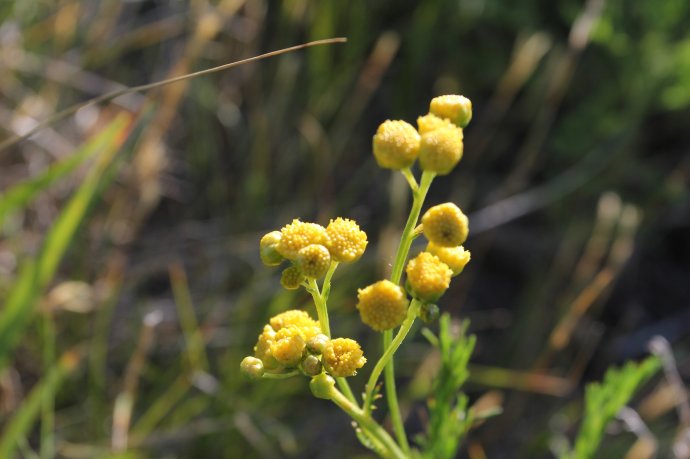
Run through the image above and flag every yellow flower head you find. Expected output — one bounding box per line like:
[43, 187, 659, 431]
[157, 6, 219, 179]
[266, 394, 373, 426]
[323, 338, 367, 377]
[295, 244, 331, 279]
[326, 217, 368, 263]
[280, 266, 305, 290]
[253, 324, 280, 370]
[422, 202, 469, 247]
[405, 252, 452, 303]
[270, 310, 321, 341]
[426, 242, 471, 276]
[419, 125, 463, 175]
[372, 120, 421, 170]
[356, 280, 409, 331]
[430, 94, 473, 128]
[270, 327, 306, 366]
[417, 113, 456, 135]
[276, 219, 327, 260]
[259, 231, 284, 266]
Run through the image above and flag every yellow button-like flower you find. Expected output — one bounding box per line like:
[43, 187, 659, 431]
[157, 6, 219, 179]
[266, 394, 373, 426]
[280, 266, 305, 290]
[430, 94, 473, 128]
[276, 219, 327, 260]
[417, 113, 456, 135]
[295, 244, 331, 279]
[270, 327, 306, 366]
[326, 217, 368, 263]
[373, 120, 421, 169]
[405, 252, 452, 303]
[270, 310, 321, 341]
[323, 338, 367, 377]
[253, 324, 280, 370]
[419, 125, 463, 175]
[422, 202, 469, 247]
[356, 280, 409, 331]
[426, 242, 471, 276]
[259, 231, 284, 266]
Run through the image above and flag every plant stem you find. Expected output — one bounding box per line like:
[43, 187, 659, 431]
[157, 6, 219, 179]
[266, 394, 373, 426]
[321, 261, 339, 302]
[328, 386, 407, 459]
[41, 310, 55, 459]
[383, 330, 409, 452]
[364, 300, 421, 416]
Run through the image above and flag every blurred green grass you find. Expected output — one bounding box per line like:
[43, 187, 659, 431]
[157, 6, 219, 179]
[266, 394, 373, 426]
[1, 0, 690, 458]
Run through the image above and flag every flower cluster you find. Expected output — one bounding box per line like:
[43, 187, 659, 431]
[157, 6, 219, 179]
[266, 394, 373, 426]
[241, 309, 366, 378]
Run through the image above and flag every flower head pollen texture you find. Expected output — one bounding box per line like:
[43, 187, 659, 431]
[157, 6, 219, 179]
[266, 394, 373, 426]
[270, 310, 321, 341]
[270, 326, 306, 366]
[422, 202, 469, 247]
[326, 217, 368, 263]
[356, 280, 409, 331]
[253, 324, 280, 370]
[406, 252, 452, 303]
[426, 242, 471, 276]
[295, 244, 331, 279]
[373, 120, 421, 170]
[276, 220, 327, 260]
[429, 94, 473, 128]
[323, 338, 366, 377]
[419, 124, 463, 175]
[417, 113, 456, 135]
[280, 266, 304, 290]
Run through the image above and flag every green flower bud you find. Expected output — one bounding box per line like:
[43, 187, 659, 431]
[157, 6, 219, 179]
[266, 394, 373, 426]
[240, 356, 264, 379]
[260, 231, 284, 266]
[310, 373, 336, 400]
[306, 333, 330, 354]
[280, 266, 305, 290]
[419, 303, 440, 323]
[301, 354, 323, 377]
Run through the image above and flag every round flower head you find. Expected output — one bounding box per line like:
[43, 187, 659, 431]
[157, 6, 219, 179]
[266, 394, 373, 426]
[372, 120, 421, 169]
[323, 338, 366, 377]
[276, 220, 327, 260]
[260, 231, 283, 266]
[270, 310, 321, 341]
[422, 202, 469, 247]
[430, 94, 473, 128]
[295, 244, 331, 279]
[426, 242, 471, 276]
[253, 324, 280, 370]
[419, 125, 463, 175]
[325, 217, 368, 263]
[356, 280, 409, 331]
[280, 266, 304, 290]
[417, 113, 456, 135]
[301, 354, 323, 377]
[405, 252, 452, 303]
[240, 356, 264, 379]
[270, 327, 306, 366]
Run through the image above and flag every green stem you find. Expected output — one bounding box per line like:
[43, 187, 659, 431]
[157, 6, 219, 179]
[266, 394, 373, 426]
[383, 330, 409, 452]
[308, 278, 330, 337]
[262, 371, 300, 379]
[328, 386, 407, 459]
[321, 261, 339, 302]
[364, 300, 421, 416]
[41, 311, 55, 459]
[401, 168, 418, 192]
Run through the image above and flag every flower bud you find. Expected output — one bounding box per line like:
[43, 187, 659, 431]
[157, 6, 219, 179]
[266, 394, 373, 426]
[307, 333, 330, 354]
[356, 280, 409, 331]
[405, 252, 452, 303]
[295, 244, 331, 279]
[260, 231, 284, 266]
[310, 373, 336, 399]
[280, 266, 304, 290]
[301, 354, 323, 377]
[429, 94, 472, 128]
[418, 303, 440, 324]
[422, 203, 469, 247]
[325, 217, 368, 263]
[323, 338, 367, 377]
[372, 120, 421, 170]
[240, 356, 264, 379]
[419, 125, 463, 175]
[426, 242, 471, 276]
[276, 219, 327, 260]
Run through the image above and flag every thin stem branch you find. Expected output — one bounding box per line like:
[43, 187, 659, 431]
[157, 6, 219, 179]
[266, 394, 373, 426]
[308, 278, 331, 337]
[383, 330, 409, 452]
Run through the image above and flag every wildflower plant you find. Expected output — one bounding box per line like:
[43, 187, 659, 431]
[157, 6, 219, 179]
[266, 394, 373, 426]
[241, 95, 477, 458]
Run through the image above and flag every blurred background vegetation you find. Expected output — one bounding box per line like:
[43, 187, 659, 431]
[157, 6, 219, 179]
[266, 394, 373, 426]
[1, 0, 689, 458]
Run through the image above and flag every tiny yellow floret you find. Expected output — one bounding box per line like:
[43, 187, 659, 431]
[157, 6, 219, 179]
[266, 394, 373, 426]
[270, 310, 321, 341]
[276, 219, 327, 260]
[417, 113, 456, 135]
[323, 338, 367, 377]
[270, 326, 306, 366]
[253, 324, 280, 370]
[422, 202, 469, 247]
[426, 242, 471, 276]
[259, 231, 284, 266]
[295, 244, 331, 279]
[372, 120, 421, 169]
[430, 94, 473, 128]
[419, 125, 463, 175]
[326, 217, 368, 263]
[356, 280, 409, 331]
[280, 266, 305, 290]
[406, 252, 452, 303]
